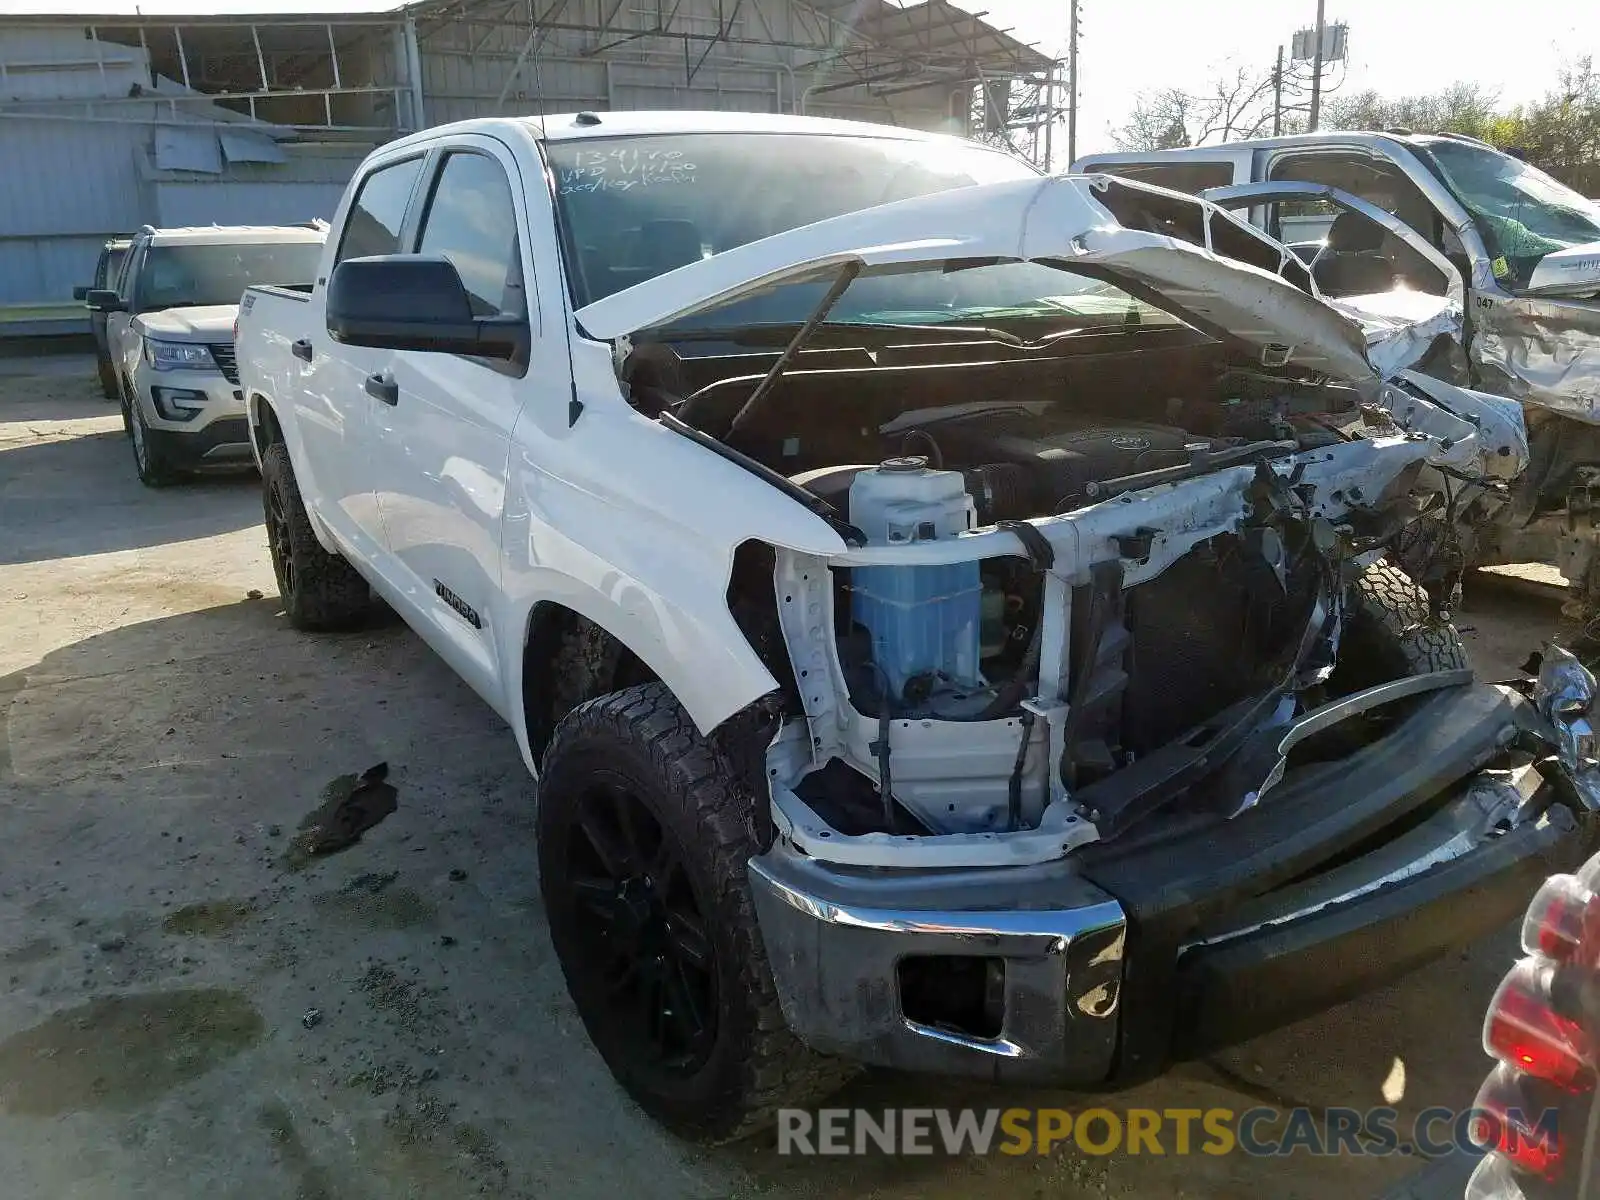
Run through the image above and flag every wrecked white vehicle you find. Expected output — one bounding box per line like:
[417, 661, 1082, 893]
[1078, 132, 1600, 612]
[237, 113, 1599, 1143]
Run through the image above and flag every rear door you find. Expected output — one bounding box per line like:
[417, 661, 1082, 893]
[302, 150, 428, 563]
[372, 134, 537, 701]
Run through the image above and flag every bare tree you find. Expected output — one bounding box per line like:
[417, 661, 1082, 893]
[1111, 53, 1342, 151]
[1110, 87, 1195, 152]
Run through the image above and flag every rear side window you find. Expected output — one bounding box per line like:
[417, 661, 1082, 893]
[415, 151, 525, 319]
[336, 156, 424, 265]
[1091, 161, 1235, 195]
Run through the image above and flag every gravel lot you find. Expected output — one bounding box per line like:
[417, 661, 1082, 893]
[0, 351, 1576, 1199]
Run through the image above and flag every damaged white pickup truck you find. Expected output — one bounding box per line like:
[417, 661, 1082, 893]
[237, 112, 1600, 1142]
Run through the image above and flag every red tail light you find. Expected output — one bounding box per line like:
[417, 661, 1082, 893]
[1483, 958, 1594, 1092]
[1521, 873, 1598, 961]
[1471, 1064, 1566, 1181]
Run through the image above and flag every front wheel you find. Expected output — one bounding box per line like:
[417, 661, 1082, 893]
[537, 683, 854, 1142]
[1330, 559, 1470, 695]
[260, 442, 371, 631]
[128, 397, 181, 488]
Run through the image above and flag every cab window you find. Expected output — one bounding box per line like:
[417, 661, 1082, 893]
[335, 156, 425, 266]
[414, 150, 526, 320]
[1267, 150, 1441, 247]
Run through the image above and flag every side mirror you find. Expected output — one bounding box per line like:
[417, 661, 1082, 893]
[325, 255, 526, 363]
[73, 285, 89, 302]
[85, 289, 126, 312]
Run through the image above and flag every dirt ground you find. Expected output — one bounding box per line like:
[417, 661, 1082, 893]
[0, 351, 1579, 1200]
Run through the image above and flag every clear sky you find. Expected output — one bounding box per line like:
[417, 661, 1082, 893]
[2, 0, 1593, 161]
[978, 0, 1599, 160]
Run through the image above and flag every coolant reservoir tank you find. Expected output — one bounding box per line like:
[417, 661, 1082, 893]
[849, 457, 981, 701]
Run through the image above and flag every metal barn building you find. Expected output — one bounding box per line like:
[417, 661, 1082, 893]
[0, 0, 1055, 335]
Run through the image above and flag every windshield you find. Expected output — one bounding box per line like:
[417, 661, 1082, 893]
[547, 132, 1184, 335]
[1420, 141, 1600, 285]
[135, 241, 323, 312]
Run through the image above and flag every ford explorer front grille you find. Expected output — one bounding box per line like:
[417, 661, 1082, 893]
[209, 342, 239, 384]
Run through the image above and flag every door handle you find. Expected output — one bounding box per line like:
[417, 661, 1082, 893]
[364, 372, 399, 406]
[291, 338, 313, 362]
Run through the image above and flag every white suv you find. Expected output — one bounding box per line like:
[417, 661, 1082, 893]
[89, 223, 325, 486]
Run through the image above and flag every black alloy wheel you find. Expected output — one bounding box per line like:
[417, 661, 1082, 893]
[559, 775, 718, 1078]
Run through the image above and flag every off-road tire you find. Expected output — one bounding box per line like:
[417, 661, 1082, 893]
[260, 442, 371, 631]
[538, 682, 856, 1142]
[1339, 559, 1470, 689]
[128, 395, 182, 488]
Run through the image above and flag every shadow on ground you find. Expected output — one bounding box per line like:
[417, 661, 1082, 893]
[0, 364, 261, 566]
[0, 588, 1561, 1200]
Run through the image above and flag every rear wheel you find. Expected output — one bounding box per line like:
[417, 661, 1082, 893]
[537, 683, 854, 1142]
[260, 442, 371, 631]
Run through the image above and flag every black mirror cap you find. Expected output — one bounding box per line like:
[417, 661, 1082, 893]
[73, 285, 89, 302]
[325, 255, 526, 364]
[85, 289, 125, 312]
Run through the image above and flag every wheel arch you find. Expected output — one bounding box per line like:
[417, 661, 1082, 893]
[249, 390, 285, 460]
[511, 546, 794, 774]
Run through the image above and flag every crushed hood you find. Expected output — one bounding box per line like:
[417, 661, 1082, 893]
[574, 175, 1382, 390]
[134, 304, 238, 341]
[1331, 289, 1463, 378]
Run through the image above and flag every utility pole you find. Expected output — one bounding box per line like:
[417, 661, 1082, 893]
[1272, 44, 1283, 135]
[1307, 0, 1325, 131]
[1043, 61, 1055, 172]
[1066, 0, 1079, 168]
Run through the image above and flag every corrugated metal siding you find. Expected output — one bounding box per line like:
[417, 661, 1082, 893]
[0, 117, 145, 308]
[413, 0, 961, 132]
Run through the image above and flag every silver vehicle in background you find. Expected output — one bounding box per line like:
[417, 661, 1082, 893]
[86, 222, 326, 487]
[1075, 132, 1600, 616]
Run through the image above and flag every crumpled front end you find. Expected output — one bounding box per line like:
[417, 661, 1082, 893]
[1474, 293, 1600, 423]
[762, 419, 1497, 871]
[751, 664, 1600, 1082]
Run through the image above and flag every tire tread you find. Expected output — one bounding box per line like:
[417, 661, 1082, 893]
[541, 682, 855, 1142]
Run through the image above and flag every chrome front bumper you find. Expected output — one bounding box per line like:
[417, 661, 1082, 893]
[749, 678, 1600, 1084]
[749, 845, 1128, 1083]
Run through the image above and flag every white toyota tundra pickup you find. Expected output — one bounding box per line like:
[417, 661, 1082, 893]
[237, 110, 1600, 1143]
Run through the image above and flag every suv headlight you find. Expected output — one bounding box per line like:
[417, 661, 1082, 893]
[144, 339, 213, 371]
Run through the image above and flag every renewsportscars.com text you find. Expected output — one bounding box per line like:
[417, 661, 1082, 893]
[777, 1105, 1558, 1158]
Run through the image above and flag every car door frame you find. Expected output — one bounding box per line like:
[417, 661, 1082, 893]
[297, 144, 434, 565]
[1200, 180, 1466, 308]
[1255, 140, 1499, 298]
[366, 131, 542, 715]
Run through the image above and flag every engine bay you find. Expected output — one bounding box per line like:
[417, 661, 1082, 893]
[624, 330, 1487, 861]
